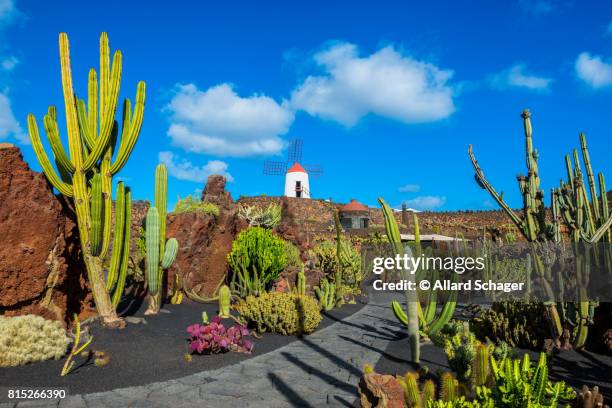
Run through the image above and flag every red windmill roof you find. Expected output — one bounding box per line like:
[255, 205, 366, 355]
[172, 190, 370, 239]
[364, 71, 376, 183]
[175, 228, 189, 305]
[287, 162, 307, 173]
[340, 199, 369, 212]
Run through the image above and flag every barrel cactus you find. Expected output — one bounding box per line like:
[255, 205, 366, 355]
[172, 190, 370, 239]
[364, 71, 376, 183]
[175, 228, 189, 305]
[0, 315, 70, 367]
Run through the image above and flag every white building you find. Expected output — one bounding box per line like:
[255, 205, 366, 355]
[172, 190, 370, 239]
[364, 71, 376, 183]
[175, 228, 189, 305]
[284, 162, 310, 198]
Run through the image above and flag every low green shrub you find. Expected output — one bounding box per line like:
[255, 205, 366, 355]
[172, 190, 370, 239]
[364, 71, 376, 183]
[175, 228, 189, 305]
[234, 292, 322, 335]
[173, 195, 220, 216]
[0, 315, 70, 367]
[469, 302, 548, 350]
[227, 227, 287, 296]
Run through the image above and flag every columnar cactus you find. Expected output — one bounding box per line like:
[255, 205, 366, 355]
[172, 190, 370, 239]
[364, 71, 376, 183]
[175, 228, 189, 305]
[218, 285, 231, 318]
[468, 109, 612, 349]
[314, 278, 337, 311]
[145, 164, 179, 315]
[471, 343, 490, 387]
[379, 197, 420, 363]
[27, 32, 145, 327]
[296, 267, 306, 297]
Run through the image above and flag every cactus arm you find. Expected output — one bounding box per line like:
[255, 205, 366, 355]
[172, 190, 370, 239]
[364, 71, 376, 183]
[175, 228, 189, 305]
[76, 99, 95, 150]
[391, 300, 409, 326]
[161, 238, 178, 269]
[112, 187, 131, 308]
[90, 173, 103, 256]
[427, 286, 457, 335]
[43, 107, 75, 174]
[599, 173, 611, 242]
[82, 51, 121, 171]
[111, 82, 145, 174]
[88, 68, 98, 144]
[588, 214, 612, 243]
[59, 33, 84, 168]
[27, 114, 73, 197]
[468, 145, 525, 235]
[106, 182, 126, 291]
[98, 145, 113, 259]
[581, 133, 601, 222]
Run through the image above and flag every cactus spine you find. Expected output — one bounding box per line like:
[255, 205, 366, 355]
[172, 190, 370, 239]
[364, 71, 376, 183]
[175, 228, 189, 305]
[27, 32, 145, 327]
[145, 164, 178, 315]
[402, 372, 421, 407]
[471, 343, 490, 387]
[218, 285, 231, 318]
[422, 380, 436, 405]
[440, 372, 457, 402]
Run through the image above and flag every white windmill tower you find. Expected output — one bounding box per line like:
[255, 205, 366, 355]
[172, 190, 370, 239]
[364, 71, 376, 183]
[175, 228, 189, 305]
[263, 139, 323, 199]
[284, 162, 310, 198]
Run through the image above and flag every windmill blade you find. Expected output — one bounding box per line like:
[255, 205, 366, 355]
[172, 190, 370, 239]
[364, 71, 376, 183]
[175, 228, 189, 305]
[304, 163, 324, 178]
[287, 139, 303, 164]
[263, 160, 287, 175]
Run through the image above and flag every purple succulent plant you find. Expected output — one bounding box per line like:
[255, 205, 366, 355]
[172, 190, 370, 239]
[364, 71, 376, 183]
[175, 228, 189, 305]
[187, 315, 254, 355]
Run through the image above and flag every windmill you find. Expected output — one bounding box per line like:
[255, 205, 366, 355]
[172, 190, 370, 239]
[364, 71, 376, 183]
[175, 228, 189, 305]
[263, 139, 323, 199]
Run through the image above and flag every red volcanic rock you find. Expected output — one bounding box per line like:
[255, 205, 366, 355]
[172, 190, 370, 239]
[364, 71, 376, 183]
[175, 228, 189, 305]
[167, 175, 240, 297]
[201, 175, 233, 210]
[358, 372, 406, 408]
[0, 145, 91, 325]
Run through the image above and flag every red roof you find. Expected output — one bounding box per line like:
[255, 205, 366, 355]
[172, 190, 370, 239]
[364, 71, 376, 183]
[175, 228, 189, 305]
[287, 162, 307, 173]
[340, 199, 369, 212]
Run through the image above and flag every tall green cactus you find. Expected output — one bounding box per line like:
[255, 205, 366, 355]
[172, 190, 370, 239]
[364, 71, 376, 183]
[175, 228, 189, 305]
[468, 109, 612, 349]
[379, 197, 420, 363]
[145, 164, 179, 315]
[27, 32, 144, 327]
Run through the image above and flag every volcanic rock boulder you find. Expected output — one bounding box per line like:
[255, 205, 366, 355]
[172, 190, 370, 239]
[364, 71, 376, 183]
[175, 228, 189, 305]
[358, 372, 406, 408]
[0, 145, 90, 324]
[201, 174, 233, 210]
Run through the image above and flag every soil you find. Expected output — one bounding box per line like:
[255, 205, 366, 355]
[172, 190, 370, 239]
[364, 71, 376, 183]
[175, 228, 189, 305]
[0, 298, 365, 395]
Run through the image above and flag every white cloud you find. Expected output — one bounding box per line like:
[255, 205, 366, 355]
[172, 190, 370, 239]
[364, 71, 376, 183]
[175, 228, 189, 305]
[398, 184, 420, 193]
[575, 52, 612, 88]
[0, 0, 16, 22]
[159, 151, 234, 183]
[0, 92, 27, 144]
[404, 195, 446, 211]
[290, 42, 456, 127]
[166, 83, 294, 157]
[1, 56, 18, 71]
[489, 64, 553, 91]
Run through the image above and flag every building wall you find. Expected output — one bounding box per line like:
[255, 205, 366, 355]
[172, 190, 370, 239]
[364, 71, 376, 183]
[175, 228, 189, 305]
[284, 171, 310, 198]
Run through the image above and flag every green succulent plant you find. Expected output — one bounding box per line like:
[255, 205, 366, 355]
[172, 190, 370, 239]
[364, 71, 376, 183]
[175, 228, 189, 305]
[233, 292, 321, 335]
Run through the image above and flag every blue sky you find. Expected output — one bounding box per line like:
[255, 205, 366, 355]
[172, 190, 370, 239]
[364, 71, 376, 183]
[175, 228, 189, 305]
[1, 0, 611, 211]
